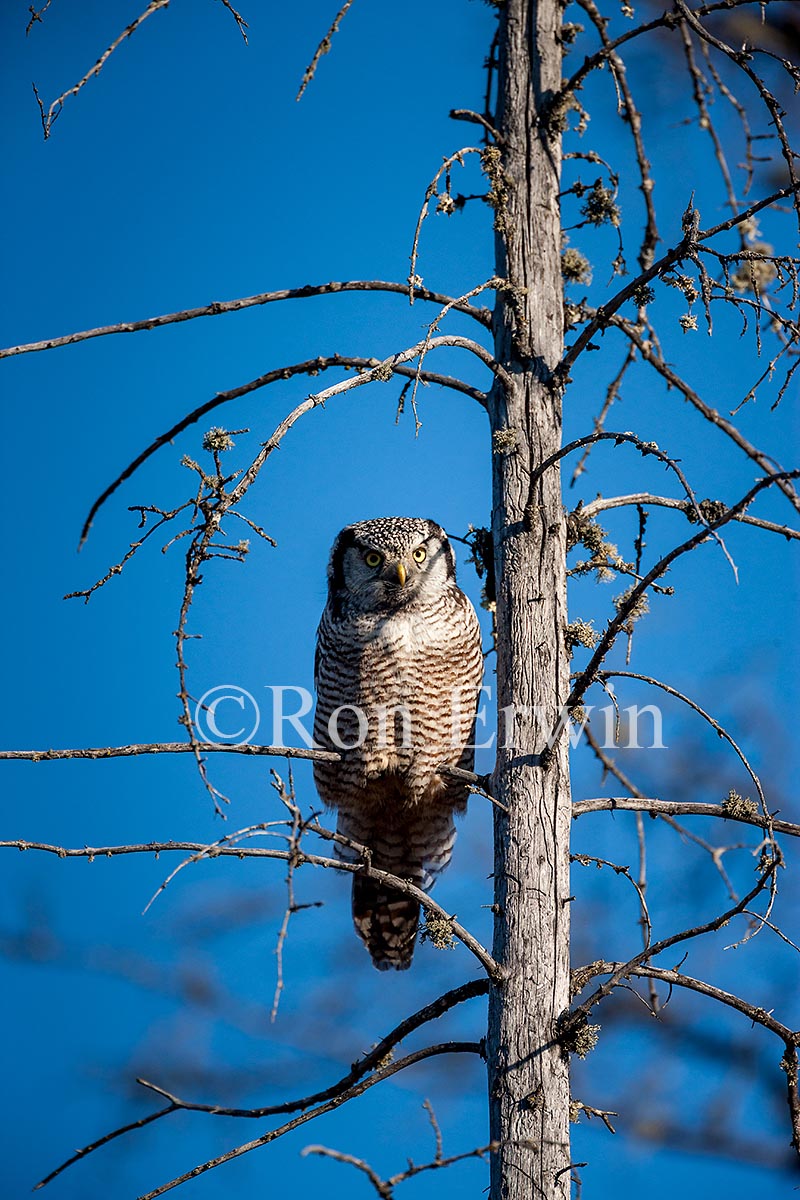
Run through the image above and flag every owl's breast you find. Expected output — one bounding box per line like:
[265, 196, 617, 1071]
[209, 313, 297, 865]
[314, 592, 483, 809]
[354, 606, 464, 696]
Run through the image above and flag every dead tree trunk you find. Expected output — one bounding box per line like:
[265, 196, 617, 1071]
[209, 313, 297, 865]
[487, 2, 572, 1197]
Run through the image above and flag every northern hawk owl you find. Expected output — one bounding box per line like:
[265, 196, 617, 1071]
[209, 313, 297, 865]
[313, 516, 484, 970]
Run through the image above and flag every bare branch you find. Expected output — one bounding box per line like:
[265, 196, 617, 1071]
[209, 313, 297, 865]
[137, 1043, 483, 1199]
[570, 344, 636, 485]
[33, 1104, 176, 1192]
[296, 0, 355, 102]
[37, 1013, 487, 1191]
[0, 741, 340, 765]
[573, 964, 800, 1157]
[571, 1100, 617, 1134]
[301, 1145, 392, 1198]
[409, 148, 484, 303]
[0, 744, 490, 795]
[555, 1, 790, 114]
[678, 20, 741, 223]
[564, 469, 800, 718]
[577, 720, 777, 900]
[579, 492, 800, 541]
[303, 1119, 498, 1198]
[572, 797, 800, 840]
[530, 429, 738, 577]
[25, 0, 53, 35]
[449, 108, 502, 143]
[607, 315, 800, 514]
[221, 335, 505, 513]
[77, 352, 487, 548]
[572, 961, 797, 1044]
[33, 1, 172, 139]
[216, 0, 248, 43]
[595, 669, 767, 820]
[675, 0, 800, 237]
[575, 0, 659, 271]
[571, 851, 652, 949]
[0, 817, 502, 980]
[0, 280, 490, 362]
[561, 184, 800, 375]
[564, 857, 781, 1037]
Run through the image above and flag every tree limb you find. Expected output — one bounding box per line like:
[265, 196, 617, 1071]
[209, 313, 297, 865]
[37, 1036, 484, 1195]
[35, 980, 488, 1189]
[0, 280, 491, 361]
[137, 1043, 483, 1200]
[572, 796, 800, 839]
[578, 493, 800, 541]
[78, 346, 491, 547]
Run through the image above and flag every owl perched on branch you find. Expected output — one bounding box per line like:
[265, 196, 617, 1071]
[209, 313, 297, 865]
[313, 516, 484, 970]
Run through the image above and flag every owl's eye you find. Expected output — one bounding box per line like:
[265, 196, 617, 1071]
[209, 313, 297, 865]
[364, 551, 383, 568]
[412, 547, 427, 564]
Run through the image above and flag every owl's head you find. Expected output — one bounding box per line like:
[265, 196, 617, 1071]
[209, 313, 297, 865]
[326, 516, 457, 613]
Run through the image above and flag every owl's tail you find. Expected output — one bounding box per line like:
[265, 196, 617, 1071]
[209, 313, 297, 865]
[337, 805, 457, 971]
[352, 876, 419, 971]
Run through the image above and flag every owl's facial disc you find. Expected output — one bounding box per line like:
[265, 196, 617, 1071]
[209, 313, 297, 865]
[342, 538, 440, 606]
[331, 520, 457, 612]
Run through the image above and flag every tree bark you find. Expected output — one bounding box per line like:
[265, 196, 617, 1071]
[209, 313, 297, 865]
[487, 2, 572, 1198]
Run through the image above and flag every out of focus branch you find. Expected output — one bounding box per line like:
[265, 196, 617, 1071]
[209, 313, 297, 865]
[136, 1043, 483, 1199]
[302, 1099, 497, 1198]
[35, 978, 487, 1189]
[0, 814, 502, 980]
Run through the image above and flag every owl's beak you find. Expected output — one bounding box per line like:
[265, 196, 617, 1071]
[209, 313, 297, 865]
[386, 561, 407, 587]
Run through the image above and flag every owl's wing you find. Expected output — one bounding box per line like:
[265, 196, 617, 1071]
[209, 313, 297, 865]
[314, 606, 336, 690]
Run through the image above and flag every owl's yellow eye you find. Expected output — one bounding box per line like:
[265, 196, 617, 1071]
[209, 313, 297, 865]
[364, 551, 383, 568]
[412, 546, 427, 564]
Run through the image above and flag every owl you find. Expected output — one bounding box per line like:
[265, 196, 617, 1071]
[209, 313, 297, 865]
[313, 516, 484, 970]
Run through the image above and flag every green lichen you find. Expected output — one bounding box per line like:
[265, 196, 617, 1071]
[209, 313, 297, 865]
[203, 427, 235, 453]
[565, 620, 599, 652]
[721, 790, 759, 821]
[421, 913, 457, 951]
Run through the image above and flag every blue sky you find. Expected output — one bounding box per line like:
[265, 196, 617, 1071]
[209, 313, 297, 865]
[1, 1, 798, 1198]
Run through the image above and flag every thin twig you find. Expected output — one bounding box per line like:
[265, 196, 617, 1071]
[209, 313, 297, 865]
[561, 183, 800, 375]
[32, 0, 171, 138]
[565, 859, 780, 1037]
[408, 148, 483, 303]
[564, 470, 800, 719]
[606, 314, 800, 515]
[296, 0, 356, 101]
[573, 961, 798, 1044]
[0, 823, 502, 980]
[596, 669, 769, 824]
